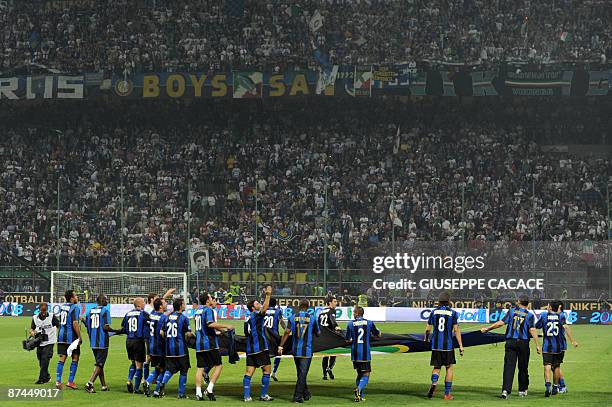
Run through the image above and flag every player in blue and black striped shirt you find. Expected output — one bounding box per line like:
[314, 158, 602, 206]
[425, 292, 464, 400]
[143, 297, 168, 397]
[279, 299, 320, 403]
[55, 289, 82, 390]
[267, 298, 286, 382]
[482, 294, 541, 399]
[156, 298, 193, 398]
[83, 294, 117, 393]
[243, 285, 273, 402]
[345, 306, 380, 402]
[120, 298, 149, 394]
[194, 291, 234, 401]
[535, 301, 578, 397]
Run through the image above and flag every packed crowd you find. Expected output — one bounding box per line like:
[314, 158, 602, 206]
[1, 0, 610, 74]
[0, 99, 609, 280]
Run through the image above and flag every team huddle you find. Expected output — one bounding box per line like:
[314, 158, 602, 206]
[50, 287, 577, 402]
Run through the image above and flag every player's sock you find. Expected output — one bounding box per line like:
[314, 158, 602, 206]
[127, 362, 136, 382]
[559, 378, 566, 389]
[329, 356, 337, 371]
[273, 357, 281, 373]
[134, 368, 143, 391]
[196, 386, 202, 397]
[178, 374, 187, 396]
[56, 361, 64, 383]
[143, 362, 149, 380]
[545, 382, 551, 392]
[161, 370, 173, 385]
[358, 375, 369, 397]
[156, 370, 165, 384]
[356, 374, 362, 388]
[243, 375, 252, 399]
[261, 374, 271, 397]
[68, 361, 78, 383]
[146, 368, 159, 384]
[444, 381, 452, 396]
[431, 373, 439, 384]
[206, 382, 215, 393]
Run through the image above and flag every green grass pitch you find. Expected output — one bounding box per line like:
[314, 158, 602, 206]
[0, 318, 610, 406]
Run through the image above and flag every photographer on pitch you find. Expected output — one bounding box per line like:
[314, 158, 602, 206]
[29, 303, 59, 384]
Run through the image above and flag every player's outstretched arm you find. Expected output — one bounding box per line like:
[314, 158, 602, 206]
[278, 325, 291, 355]
[481, 320, 504, 333]
[424, 324, 432, 342]
[208, 321, 235, 332]
[454, 325, 464, 356]
[163, 288, 176, 300]
[260, 286, 272, 314]
[564, 325, 578, 348]
[529, 327, 541, 354]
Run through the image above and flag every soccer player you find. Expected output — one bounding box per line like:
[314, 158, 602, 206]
[481, 294, 541, 399]
[194, 291, 235, 401]
[318, 295, 340, 380]
[157, 298, 193, 398]
[121, 297, 149, 394]
[266, 297, 286, 381]
[144, 288, 175, 380]
[84, 294, 116, 393]
[55, 289, 81, 390]
[535, 301, 578, 397]
[279, 299, 321, 403]
[424, 292, 464, 400]
[345, 306, 380, 402]
[143, 297, 167, 397]
[243, 285, 273, 402]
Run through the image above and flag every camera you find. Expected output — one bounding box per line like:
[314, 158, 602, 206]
[22, 332, 45, 351]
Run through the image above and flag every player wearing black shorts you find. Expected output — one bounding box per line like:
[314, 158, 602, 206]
[345, 306, 380, 402]
[156, 298, 193, 399]
[193, 292, 235, 401]
[143, 297, 167, 397]
[318, 296, 340, 380]
[425, 292, 464, 401]
[83, 294, 118, 393]
[243, 286, 274, 402]
[120, 298, 149, 394]
[535, 301, 578, 397]
[55, 290, 82, 390]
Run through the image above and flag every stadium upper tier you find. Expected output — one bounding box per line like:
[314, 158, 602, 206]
[1, 0, 610, 74]
[0, 99, 610, 271]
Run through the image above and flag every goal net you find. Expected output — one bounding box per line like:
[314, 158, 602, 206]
[50, 271, 188, 304]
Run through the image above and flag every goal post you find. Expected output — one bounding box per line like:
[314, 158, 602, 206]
[50, 271, 188, 304]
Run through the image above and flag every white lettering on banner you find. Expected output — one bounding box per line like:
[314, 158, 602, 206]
[0, 76, 84, 99]
[0, 77, 18, 99]
[57, 76, 84, 98]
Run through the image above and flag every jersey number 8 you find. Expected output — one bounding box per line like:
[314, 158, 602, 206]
[438, 317, 445, 332]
